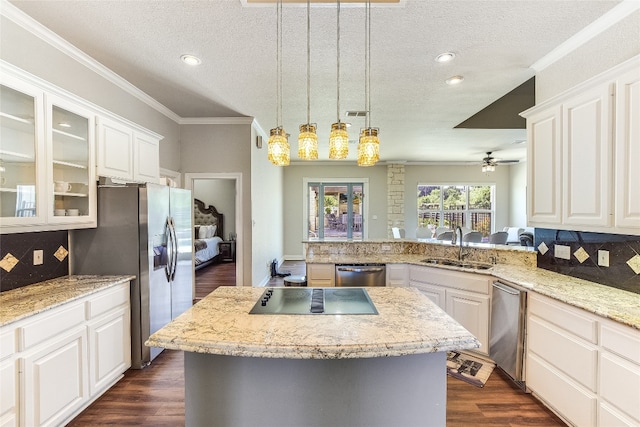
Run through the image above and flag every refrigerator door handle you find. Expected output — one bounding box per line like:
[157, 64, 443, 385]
[164, 216, 174, 282]
[169, 217, 178, 281]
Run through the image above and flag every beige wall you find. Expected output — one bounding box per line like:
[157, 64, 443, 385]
[193, 179, 237, 237]
[509, 162, 528, 229]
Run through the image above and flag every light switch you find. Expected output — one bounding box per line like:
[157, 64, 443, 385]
[598, 250, 609, 267]
[33, 249, 44, 266]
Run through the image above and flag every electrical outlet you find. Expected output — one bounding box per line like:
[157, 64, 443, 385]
[381, 244, 391, 251]
[598, 250, 610, 267]
[33, 249, 44, 266]
[554, 244, 571, 260]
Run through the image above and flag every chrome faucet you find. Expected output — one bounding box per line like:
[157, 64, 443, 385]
[454, 226, 464, 261]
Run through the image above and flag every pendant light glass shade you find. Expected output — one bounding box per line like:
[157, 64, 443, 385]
[298, 123, 318, 160]
[357, 127, 379, 167]
[268, 127, 290, 166]
[328, 122, 349, 159]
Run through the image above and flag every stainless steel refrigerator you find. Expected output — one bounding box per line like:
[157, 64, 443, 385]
[71, 183, 193, 368]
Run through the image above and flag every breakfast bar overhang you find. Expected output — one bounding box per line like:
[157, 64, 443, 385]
[147, 287, 479, 427]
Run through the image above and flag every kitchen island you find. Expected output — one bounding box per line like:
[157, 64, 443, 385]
[147, 286, 479, 427]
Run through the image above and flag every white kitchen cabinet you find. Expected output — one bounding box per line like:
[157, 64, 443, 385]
[522, 55, 640, 234]
[526, 105, 562, 225]
[96, 115, 160, 183]
[614, 66, 640, 231]
[21, 326, 89, 427]
[306, 263, 335, 287]
[562, 84, 612, 228]
[0, 64, 96, 233]
[0, 282, 131, 427]
[407, 265, 491, 355]
[385, 264, 407, 287]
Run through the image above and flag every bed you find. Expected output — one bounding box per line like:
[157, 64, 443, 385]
[193, 198, 224, 270]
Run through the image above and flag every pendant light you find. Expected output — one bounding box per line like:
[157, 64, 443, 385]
[328, 0, 349, 160]
[357, 0, 380, 167]
[298, 0, 318, 160]
[268, 0, 290, 166]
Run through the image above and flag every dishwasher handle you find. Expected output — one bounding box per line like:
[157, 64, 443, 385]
[492, 281, 520, 295]
[337, 266, 385, 273]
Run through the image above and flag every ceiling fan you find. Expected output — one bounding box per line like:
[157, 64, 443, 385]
[481, 152, 519, 172]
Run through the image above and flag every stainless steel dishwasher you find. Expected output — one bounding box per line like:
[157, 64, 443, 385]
[335, 264, 386, 287]
[489, 280, 527, 390]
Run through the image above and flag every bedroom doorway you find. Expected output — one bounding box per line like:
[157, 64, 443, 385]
[185, 172, 243, 295]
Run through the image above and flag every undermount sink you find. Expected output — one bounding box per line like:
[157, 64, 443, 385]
[421, 259, 492, 270]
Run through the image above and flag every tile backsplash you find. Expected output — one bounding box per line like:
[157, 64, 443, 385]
[0, 231, 69, 292]
[535, 228, 640, 295]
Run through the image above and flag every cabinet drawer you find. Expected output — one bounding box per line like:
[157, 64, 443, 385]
[86, 284, 129, 320]
[19, 303, 85, 350]
[528, 294, 597, 343]
[600, 403, 638, 427]
[528, 316, 598, 391]
[601, 322, 640, 365]
[0, 330, 16, 360]
[408, 266, 489, 294]
[600, 352, 640, 423]
[527, 352, 597, 427]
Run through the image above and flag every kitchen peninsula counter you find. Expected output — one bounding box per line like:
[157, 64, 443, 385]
[148, 287, 478, 426]
[0, 275, 135, 326]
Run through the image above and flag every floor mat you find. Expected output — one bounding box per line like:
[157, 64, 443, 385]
[446, 351, 495, 388]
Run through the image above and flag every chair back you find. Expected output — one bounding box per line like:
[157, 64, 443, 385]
[416, 226, 431, 239]
[436, 231, 453, 241]
[489, 231, 508, 244]
[462, 231, 483, 243]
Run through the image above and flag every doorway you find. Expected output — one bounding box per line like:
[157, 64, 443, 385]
[185, 172, 243, 294]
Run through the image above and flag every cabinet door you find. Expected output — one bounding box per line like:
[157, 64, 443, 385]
[306, 263, 335, 287]
[386, 264, 407, 287]
[0, 76, 46, 228]
[133, 132, 160, 183]
[21, 327, 88, 427]
[46, 95, 96, 228]
[96, 116, 133, 180]
[0, 359, 18, 427]
[410, 281, 445, 309]
[614, 67, 640, 231]
[527, 105, 562, 226]
[446, 289, 489, 355]
[562, 84, 612, 227]
[88, 307, 131, 395]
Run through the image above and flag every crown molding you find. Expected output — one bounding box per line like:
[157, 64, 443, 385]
[1, 0, 182, 123]
[178, 117, 255, 125]
[531, 0, 640, 72]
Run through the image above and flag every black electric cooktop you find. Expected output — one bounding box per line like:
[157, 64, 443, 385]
[249, 288, 378, 315]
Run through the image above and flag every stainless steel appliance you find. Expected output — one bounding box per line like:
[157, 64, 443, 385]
[335, 264, 386, 287]
[489, 280, 527, 389]
[70, 183, 193, 368]
[249, 288, 378, 315]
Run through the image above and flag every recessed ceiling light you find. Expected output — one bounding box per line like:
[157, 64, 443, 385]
[435, 52, 456, 63]
[58, 122, 71, 128]
[181, 54, 201, 66]
[445, 75, 464, 85]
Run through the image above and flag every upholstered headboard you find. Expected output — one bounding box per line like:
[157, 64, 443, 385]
[194, 198, 223, 238]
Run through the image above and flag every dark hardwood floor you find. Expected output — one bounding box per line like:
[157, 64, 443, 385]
[70, 349, 565, 426]
[71, 261, 565, 426]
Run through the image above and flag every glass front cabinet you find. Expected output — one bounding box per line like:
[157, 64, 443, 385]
[0, 71, 96, 233]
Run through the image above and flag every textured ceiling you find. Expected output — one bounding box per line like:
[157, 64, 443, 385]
[10, 0, 621, 163]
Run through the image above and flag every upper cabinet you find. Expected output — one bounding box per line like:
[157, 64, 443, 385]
[0, 63, 163, 234]
[522, 55, 640, 235]
[96, 116, 161, 183]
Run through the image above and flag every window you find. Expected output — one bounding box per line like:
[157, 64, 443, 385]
[308, 182, 364, 241]
[417, 184, 495, 239]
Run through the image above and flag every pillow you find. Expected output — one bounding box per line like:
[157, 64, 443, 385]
[198, 226, 208, 239]
[210, 224, 217, 237]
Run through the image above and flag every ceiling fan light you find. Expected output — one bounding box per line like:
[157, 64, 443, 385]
[268, 127, 290, 166]
[357, 127, 379, 167]
[298, 123, 318, 160]
[482, 163, 495, 173]
[328, 122, 349, 160]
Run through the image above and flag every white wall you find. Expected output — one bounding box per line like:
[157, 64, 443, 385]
[509, 162, 527, 229]
[193, 179, 236, 237]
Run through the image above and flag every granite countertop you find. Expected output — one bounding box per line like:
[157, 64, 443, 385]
[0, 275, 135, 327]
[146, 286, 480, 359]
[308, 253, 640, 330]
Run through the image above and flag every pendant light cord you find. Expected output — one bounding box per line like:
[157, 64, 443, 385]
[277, 0, 283, 128]
[306, 0, 311, 124]
[336, 0, 341, 122]
[365, 1, 370, 128]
